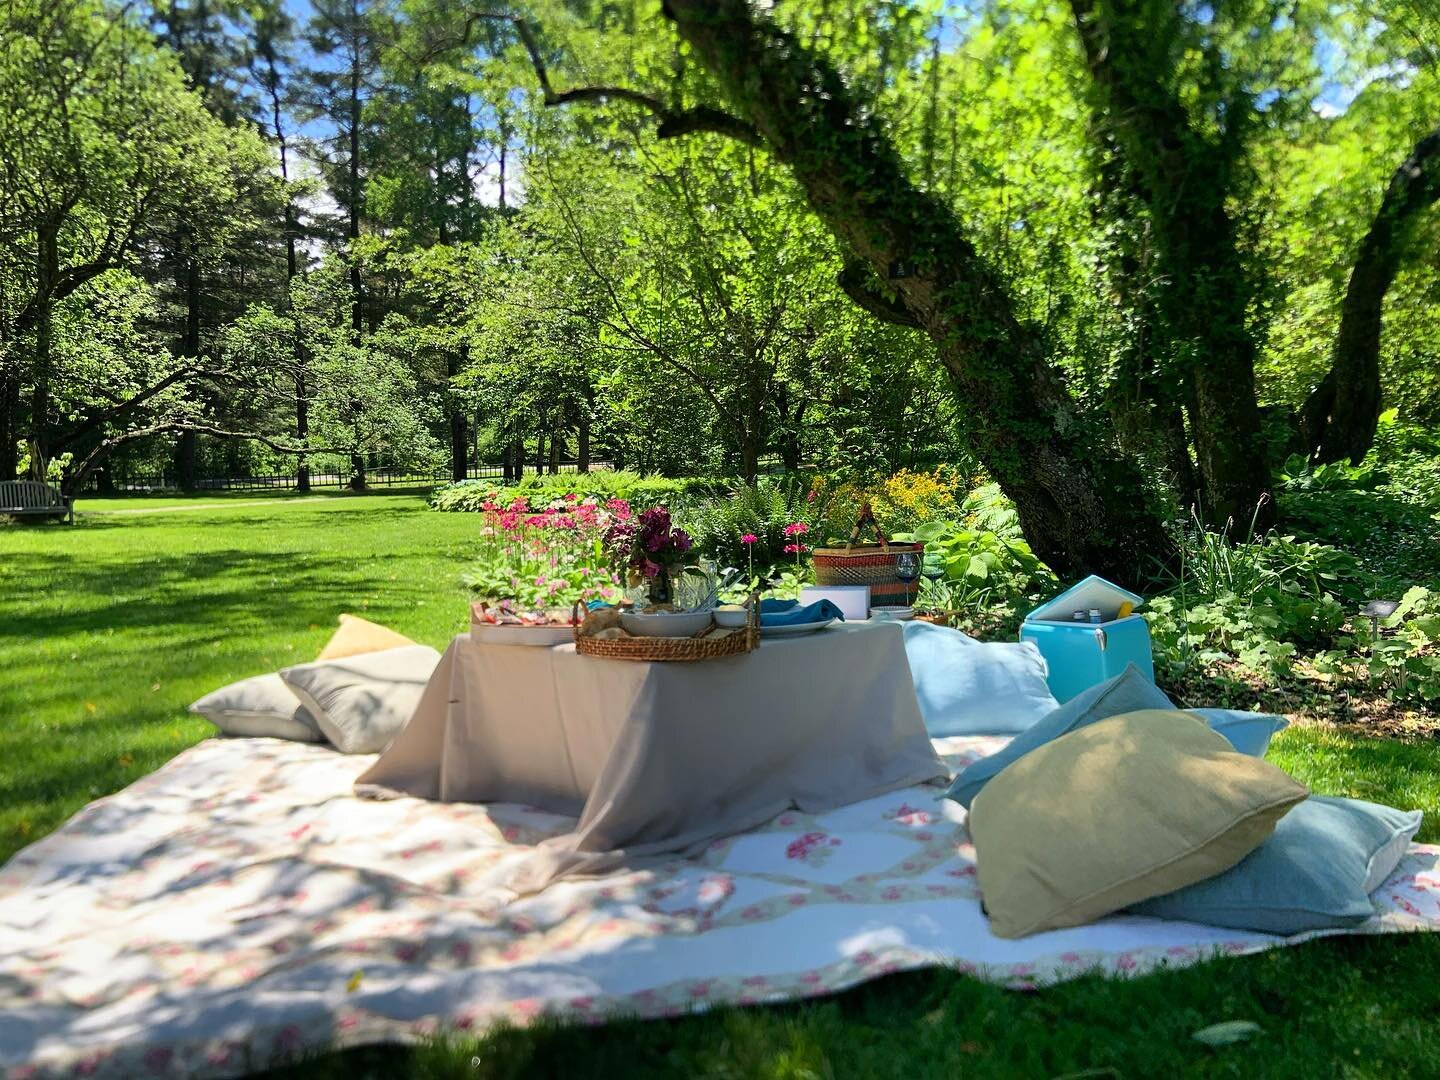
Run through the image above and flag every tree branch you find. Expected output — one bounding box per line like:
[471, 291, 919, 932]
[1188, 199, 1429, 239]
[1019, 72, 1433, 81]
[1301, 120, 1440, 463]
[477, 12, 762, 147]
[65, 423, 345, 498]
[836, 260, 921, 329]
[51, 365, 237, 453]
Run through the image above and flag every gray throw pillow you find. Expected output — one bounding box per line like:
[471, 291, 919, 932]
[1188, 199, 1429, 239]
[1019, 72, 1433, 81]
[280, 644, 440, 754]
[946, 663, 1173, 808]
[1130, 795, 1422, 934]
[189, 672, 323, 743]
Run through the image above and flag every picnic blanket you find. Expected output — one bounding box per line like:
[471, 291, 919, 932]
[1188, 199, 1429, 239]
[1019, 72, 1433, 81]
[3, 734, 1439, 1079]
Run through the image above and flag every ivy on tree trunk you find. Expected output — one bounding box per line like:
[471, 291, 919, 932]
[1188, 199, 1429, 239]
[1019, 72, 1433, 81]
[652, 0, 1171, 583]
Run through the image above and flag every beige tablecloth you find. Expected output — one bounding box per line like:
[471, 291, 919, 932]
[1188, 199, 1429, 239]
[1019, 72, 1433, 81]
[356, 620, 945, 892]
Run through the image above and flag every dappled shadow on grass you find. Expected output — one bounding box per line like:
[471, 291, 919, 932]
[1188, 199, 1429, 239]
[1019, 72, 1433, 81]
[0, 529, 455, 647]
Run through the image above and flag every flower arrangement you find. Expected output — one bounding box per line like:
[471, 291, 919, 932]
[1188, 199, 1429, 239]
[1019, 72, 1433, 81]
[464, 495, 626, 622]
[605, 505, 696, 604]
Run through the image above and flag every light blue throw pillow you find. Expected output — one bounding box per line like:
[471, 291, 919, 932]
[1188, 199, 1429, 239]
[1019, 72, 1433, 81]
[946, 663, 1174, 807]
[1130, 796, 1422, 934]
[1188, 708, 1289, 758]
[902, 621, 1058, 737]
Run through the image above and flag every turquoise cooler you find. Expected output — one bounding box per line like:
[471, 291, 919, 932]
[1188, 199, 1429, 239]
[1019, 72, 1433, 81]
[1019, 575, 1154, 703]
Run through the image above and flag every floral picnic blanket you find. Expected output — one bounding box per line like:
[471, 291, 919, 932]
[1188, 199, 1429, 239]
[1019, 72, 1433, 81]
[2, 735, 1438, 1079]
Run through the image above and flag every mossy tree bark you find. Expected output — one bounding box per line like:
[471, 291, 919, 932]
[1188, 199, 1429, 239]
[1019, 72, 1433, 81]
[1067, 0, 1272, 532]
[650, 0, 1170, 583]
[1300, 123, 1440, 465]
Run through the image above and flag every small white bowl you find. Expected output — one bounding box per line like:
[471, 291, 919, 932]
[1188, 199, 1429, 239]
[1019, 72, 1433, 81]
[619, 609, 715, 638]
[713, 605, 749, 629]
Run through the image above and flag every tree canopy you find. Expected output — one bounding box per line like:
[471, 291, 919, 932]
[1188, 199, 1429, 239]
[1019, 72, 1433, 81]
[2, 0, 1438, 577]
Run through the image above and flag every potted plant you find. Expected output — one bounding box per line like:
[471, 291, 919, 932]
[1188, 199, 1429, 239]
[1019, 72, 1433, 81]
[465, 495, 626, 639]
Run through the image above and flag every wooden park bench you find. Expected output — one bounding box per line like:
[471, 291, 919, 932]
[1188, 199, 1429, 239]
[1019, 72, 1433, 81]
[0, 480, 73, 523]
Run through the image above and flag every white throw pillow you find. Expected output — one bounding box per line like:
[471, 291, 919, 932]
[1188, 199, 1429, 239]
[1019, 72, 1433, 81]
[189, 672, 323, 743]
[280, 645, 440, 754]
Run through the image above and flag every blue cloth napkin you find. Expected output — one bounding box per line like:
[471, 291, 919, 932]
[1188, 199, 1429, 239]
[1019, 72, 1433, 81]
[758, 598, 845, 626]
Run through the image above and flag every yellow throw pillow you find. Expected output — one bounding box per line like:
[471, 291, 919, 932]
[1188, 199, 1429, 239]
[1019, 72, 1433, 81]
[316, 614, 416, 661]
[970, 710, 1308, 939]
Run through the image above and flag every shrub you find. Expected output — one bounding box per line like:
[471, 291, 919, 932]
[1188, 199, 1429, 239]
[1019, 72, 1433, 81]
[1312, 586, 1440, 704]
[432, 471, 727, 513]
[670, 477, 818, 569]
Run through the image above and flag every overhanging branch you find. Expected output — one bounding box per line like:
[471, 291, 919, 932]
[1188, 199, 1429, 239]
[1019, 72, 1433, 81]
[65, 423, 344, 497]
[479, 12, 762, 147]
[837, 261, 921, 329]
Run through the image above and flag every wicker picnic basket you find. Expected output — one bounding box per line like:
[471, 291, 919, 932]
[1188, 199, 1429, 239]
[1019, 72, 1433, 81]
[812, 501, 923, 607]
[571, 600, 760, 662]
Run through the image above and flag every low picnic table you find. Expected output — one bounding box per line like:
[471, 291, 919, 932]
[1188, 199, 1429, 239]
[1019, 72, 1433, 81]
[356, 620, 946, 893]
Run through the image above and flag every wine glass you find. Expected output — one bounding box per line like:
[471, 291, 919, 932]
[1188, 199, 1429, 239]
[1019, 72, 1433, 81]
[895, 551, 921, 587]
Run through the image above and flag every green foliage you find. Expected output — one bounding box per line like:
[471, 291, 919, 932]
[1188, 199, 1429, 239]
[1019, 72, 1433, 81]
[669, 478, 818, 569]
[460, 501, 621, 612]
[1147, 517, 1360, 678]
[895, 519, 1055, 614]
[1312, 586, 1440, 705]
[431, 472, 726, 513]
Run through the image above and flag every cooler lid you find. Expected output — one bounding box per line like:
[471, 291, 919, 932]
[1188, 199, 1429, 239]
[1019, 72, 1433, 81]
[1026, 575, 1145, 623]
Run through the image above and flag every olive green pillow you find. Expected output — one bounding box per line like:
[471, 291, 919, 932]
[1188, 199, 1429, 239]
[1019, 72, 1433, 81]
[970, 710, 1309, 939]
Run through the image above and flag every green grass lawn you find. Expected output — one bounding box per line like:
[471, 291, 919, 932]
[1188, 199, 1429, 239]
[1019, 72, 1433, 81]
[5, 492, 1440, 1079]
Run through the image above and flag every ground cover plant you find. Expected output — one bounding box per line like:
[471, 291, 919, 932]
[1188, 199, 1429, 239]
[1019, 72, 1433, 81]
[7, 492, 1440, 1079]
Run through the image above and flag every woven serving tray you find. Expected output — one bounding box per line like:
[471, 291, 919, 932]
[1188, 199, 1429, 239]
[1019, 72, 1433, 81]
[572, 600, 760, 662]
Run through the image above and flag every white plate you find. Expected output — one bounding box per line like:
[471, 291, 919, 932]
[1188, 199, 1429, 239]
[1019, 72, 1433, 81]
[759, 618, 836, 638]
[470, 622, 575, 647]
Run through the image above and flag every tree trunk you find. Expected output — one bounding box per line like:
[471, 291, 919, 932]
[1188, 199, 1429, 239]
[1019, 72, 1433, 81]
[1301, 123, 1440, 464]
[577, 412, 591, 473]
[349, 452, 366, 490]
[448, 349, 467, 482]
[533, 433, 545, 476]
[548, 433, 562, 474]
[512, 437, 524, 482]
[29, 224, 58, 479]
[739, 433, 760, 486]
[295, 371, 310, 493]
[1068, 0, 1270, 531]
[0, 365, 16, 481]
[347, 8, 364, 336]
[659, 0, 1170, 584]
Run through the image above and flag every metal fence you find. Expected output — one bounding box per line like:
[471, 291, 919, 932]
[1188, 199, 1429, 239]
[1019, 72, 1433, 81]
[83, 461, 614, 494]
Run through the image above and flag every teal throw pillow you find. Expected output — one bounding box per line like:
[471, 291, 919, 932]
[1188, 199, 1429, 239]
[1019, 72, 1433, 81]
[946, 663, 1172, 808]
[1188, 708, 1289, 758]
[1130, 795, 1422, 935]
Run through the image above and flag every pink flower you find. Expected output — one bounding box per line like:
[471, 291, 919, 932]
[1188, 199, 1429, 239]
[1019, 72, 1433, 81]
[740, 533, 758, 545]
[783, 522, 809, 537]
[783, 543, 806, 554]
